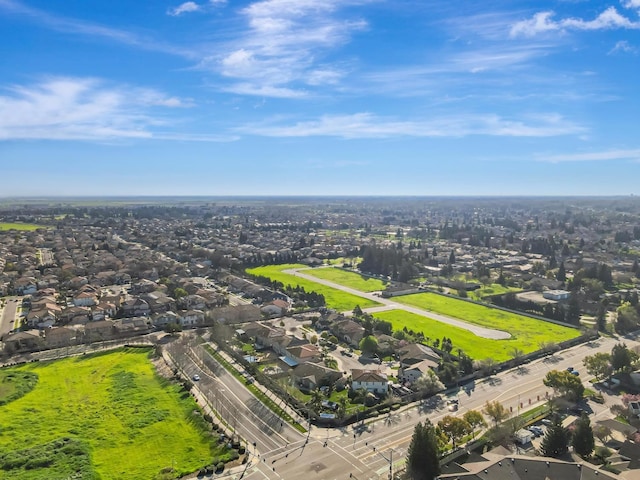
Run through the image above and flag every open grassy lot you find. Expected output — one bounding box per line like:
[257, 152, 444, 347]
[0, 222, 48, 231]
[246, 264, 380, 311]
[303, 267, 388, 292]
[373, 310, 521, 362]
[0, 347, 229, 480]
[393, 293, 580, 357]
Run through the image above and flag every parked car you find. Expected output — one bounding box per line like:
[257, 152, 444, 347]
[192, 374, 200, 381]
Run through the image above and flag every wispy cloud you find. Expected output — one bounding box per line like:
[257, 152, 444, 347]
[168, 2, 200, 16]
[609, 40, 638, 54]
[0, 77, 233, 142]
[167, 0, 226, 16]
[239, 112, 584, 139]
[0, 0, 194, 58]
[511, 7, 640, 37]
[199, 0, 370, 97]
[541, 148, 640, 162]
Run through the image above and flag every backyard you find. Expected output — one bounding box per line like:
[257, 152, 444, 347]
[0, 347, 230, 480]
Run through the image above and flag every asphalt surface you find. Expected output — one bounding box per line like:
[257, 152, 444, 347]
[0, 297, 19, 340]
[182, 332, 640, 480]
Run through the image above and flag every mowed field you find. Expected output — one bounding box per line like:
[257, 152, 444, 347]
[0, 222, 48, 231]
[303, 267, 388, 292]
[0, 348, 227, 480]
[246, 264, 380, 311]
[374, 309, 571, 362]
[393, 293, 580, 353]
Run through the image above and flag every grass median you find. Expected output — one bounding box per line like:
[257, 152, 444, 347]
[202, 343, 307, 433]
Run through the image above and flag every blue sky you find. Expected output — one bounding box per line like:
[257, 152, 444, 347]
[1, 0, 640, 196]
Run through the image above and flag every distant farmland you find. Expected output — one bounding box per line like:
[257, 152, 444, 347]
[246, 264, 380, 311]
[0, 222, 48, 231]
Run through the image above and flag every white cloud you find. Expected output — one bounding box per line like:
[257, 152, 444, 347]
[510, 7, 640, 37]
[206, 0, 370, 96]
[541, 148, 640, 162]
[168, 1, 200, 16]
[0, 77, 228, 142]
[0, 0, 194, 58]
[622, 0, 640, 9]
[239, 112, 584, 139]
[609, 40, 638, 54]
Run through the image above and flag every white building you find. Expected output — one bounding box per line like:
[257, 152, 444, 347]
[351, 369, 388, 395]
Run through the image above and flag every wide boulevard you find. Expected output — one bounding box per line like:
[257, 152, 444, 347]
[172, 330, 640, 480]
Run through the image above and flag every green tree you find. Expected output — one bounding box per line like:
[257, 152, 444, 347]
[438, 416, 470, 449]
[414, 370, 444, 396]
[611, 343, 637, 372]
[308, 389, 323, 411]
[582, 353, 612, 381]
[557, 262, 566, 282]
[483, 400, 509, 427]
[594, 446, 612, 465]
[173, 287, 188, 299]
[463, 410, 486, 439]
[615, 303, 640, 334]
[163, 322, 182, 334]
[336, 397, 348, 420]
[359, 335, 378, 354]
[540, 419, 570, 458]
[406, 421, 441, 480]
[572, 414, 595, 458]
[352, 305, 363, 317]
[543, 370, 584, 401]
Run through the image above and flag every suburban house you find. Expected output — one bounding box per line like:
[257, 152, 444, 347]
[2, 330, 44, 354]
[43, 327, 76, 348]
[291, 362, 343, 391]
[285, 343, 322, 364]
[438, 452, 617, 480]
[83, 320, 116, 342]
[180, 309, 205, 328]
[121, 298, 151, 317]
[398, 343, 441, 382]
[73, 290, 98, 307]
[331, 320, 366, 347]
[260, 299, 290, 316]
[153, 311, 180, 328]
[351, 369, 389, 395]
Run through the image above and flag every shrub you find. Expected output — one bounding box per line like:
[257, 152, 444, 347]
[215, 462, 225, 472]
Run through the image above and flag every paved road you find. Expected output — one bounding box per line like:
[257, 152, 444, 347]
[0, 297, 19, 340]
[283, 268, 511, 340]
[189, 332, 640, 479]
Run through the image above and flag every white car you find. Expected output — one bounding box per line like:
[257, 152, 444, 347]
[192, 374, 200, 381]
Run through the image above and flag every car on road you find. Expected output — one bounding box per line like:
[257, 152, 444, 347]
[571, 370, 580, 376]
[192, 374, 200, 381]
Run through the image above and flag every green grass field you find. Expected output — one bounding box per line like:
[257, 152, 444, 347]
[0, 222, 48, 231]
[0, 348, 230, 480]
[374, 310, 535, 362]
[303, 267, 388, 292]
[468, 283, 522, 300]
[246, 264, 380, 311]
[392, 293, 580, 356]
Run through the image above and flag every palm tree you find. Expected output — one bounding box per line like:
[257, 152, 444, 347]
[309, 388, 323, 412]
[337, 397, 348, 419]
